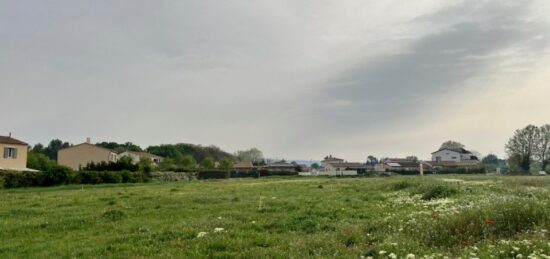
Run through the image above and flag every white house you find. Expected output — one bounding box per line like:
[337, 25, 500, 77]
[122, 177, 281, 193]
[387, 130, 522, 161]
[431, 148, 479, 162]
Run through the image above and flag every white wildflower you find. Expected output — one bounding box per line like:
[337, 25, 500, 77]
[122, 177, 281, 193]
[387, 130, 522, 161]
[196, 232, 207, 238]
[379, 251, 386, 255]
[214, 227, 225, 233]
[388, 253, 397, 259]
[406, 254, 416, 259]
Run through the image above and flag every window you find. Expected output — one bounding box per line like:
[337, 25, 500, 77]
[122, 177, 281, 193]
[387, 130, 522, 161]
[452, 156, 457, 159]
[3, 147, 17, 159]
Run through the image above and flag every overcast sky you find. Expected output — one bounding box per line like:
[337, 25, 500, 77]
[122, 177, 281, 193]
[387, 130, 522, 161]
[2, 0, 550, 161]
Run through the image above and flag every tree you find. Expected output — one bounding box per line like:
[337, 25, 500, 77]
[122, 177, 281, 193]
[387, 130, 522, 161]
[201, 157, 215, 169]
[406, 156, 418, 162]
[439, 141, 465, 150]
[138, 157, 153, 173]
[505, 125, 540, 174]
[366, 156, 378, 165]
[180, 155, 197, 169]
[31, 143, 45, 154]
[536, 124, 550, 172]
[311, 163, 320, 169]
[482, 154, 500, 165]
[96, 142, 142, 153]
[219, 158, 233, 171]
[27, 151, 57, 171]
[44, 139, 71, 161]
[235, 148, 264, 163]
[158, 158, 176, 171]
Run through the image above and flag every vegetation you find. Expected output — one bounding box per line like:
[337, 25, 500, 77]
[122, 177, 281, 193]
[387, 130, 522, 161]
[2, 175, 550, 258]
[235, 148, 265, 165]
[146, 143, 234, 167]
[506, 124, 550, 173]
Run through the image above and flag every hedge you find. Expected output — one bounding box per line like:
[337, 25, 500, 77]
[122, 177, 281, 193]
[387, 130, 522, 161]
[0, 170, 151, 188]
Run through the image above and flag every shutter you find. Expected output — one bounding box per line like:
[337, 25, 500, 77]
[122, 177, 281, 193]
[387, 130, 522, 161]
[13, 148, 17, 159]
[3, 148, 7, 158]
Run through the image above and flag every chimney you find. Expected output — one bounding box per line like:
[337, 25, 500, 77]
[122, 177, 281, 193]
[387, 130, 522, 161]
[86, 137, 91, 144]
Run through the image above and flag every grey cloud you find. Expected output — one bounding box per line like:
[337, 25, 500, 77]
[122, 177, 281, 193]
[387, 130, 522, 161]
[313, 1, 549, 130]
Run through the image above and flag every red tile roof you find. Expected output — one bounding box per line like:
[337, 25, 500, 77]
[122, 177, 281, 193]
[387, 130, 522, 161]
[0, 135, 27, 145]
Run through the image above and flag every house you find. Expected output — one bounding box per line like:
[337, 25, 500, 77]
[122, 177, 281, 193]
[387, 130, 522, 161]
[321, 155, 345, 167]
[118, 151, 163, 164]
[58, 139, 118, 170]
[233, 161, 255, 171]
[261, 161, 297, 173]
[324, 162, 365, 172]
[0, 134, 36, 172]
[375, 158, 420, 172]
[431, 148, 479, 162]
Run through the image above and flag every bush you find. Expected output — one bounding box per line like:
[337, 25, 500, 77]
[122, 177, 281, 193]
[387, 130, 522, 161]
[0, 171, 42, 188]
[421, 185, 458, 200]
[41, 165, 75, 186]
[410, 199, 549, 247]
[0, 176, 4, 189]
[101, 171, 123, 184]
[197, 170, 230, 179]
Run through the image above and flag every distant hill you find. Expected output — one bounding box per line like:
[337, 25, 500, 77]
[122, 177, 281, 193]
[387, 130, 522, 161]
[146, 143, 234, 163]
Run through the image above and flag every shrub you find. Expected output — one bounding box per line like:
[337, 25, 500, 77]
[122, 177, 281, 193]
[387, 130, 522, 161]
[0, 176, 4, 189]
[0, 171, 42, 188]
[392, 180, 412, 191]
[410, 199, 549, 247]
[421, 185, 458, 200]
[41, 165, 75, 186]
[102, 209, 125, 221]
[77, 171, 103, 184]
[100, 171, 123, 184]
[197, 170, 229, 179]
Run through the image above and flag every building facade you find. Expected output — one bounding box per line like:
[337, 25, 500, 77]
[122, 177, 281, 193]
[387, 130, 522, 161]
[58, 142, 118, 170]
[0, 135, 28, 171]
[431, 148, 479, 162]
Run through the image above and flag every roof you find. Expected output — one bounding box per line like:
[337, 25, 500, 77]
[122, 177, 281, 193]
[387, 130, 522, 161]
[233, 161, 254, 168]
[431, 148, 472, 154]
[58, 142, 116, 153]
[0, 135, 27, 145]
[120, 151, 163, 159]
[326, 162, 365, 168]
[265, 162, 296, 168]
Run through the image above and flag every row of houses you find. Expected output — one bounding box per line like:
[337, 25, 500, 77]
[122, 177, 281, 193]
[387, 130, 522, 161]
[0, 135, 164, 171]
[319, 147, 482, 174]
[1, 133, 482, 174]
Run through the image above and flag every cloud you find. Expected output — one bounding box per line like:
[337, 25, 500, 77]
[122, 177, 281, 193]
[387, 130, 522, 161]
[0, 0, 549, 161]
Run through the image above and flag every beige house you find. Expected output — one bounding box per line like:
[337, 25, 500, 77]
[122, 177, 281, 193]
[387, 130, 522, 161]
[118, 151, 163, 164]
[58, 140, 118, 170]
[0, 135, 29, 171]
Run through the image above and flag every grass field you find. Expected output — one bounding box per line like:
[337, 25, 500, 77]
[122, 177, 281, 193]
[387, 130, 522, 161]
[2, 175, 550, 258]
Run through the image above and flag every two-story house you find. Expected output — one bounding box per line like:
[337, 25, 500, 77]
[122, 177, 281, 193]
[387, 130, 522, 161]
[0, 134, 29, 171]
[431, 148, 479, 162]
[58, 139, 118, 170]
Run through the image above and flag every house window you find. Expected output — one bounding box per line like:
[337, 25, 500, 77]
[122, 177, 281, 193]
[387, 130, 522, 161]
[452, 156, 457, 159]
[3, 147, 17, 159]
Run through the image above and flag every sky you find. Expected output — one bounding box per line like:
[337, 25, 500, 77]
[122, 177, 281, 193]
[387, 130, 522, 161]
[2, 0, 550, 161]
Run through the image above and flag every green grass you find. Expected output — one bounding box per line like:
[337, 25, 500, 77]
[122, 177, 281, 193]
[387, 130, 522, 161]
[2, 175, 550, 258]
